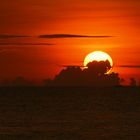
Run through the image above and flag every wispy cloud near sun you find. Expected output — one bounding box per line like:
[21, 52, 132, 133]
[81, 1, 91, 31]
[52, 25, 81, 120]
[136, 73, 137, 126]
[118, 65, 140, 68]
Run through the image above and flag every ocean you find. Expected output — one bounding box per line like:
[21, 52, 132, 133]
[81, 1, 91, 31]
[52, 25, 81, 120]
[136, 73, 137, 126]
[0, 87, 139, 140]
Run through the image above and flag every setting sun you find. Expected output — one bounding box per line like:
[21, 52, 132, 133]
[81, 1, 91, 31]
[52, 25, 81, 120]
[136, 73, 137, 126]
[84, 51, 113, 68]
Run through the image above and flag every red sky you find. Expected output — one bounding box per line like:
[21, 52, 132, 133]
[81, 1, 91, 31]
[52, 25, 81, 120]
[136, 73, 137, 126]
[0, 0, 140, 85]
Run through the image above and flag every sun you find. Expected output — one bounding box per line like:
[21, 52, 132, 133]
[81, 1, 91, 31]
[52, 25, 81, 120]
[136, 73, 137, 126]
[84, 51, 113, 70]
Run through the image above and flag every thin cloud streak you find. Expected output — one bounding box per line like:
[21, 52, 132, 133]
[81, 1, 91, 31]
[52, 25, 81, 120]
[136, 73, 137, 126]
[0, 49, 8, 54]
[39, 34, 113, 39]
[0, 35, 30, 39]
[0, 43, 53, 46]
[118, 65, 140, 68]
[0, 34, 113, 39]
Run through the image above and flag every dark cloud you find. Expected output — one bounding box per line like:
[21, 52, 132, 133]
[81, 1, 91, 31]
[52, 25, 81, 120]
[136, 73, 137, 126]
[0, 34, 30, 39]
[39, 34, 112, 39]
[0, 43, 53, 46]
[44, 60, 120, 87]
[118, 65, 140, 68]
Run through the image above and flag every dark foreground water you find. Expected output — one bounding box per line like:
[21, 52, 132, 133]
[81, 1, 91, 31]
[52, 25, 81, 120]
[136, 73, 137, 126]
[0, 87, 139, 140]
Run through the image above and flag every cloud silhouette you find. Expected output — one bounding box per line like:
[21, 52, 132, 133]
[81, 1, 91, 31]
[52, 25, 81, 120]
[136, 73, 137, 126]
[118, 65, 140, 68]
[0, 34, 30, 39]
[39, 34, 112, 39]
[0, 43, 53, 46]
[44, 60, 121, 87]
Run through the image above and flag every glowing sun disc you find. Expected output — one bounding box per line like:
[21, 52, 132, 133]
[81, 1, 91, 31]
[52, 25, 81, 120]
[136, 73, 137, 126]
[84, 51, 113, 67]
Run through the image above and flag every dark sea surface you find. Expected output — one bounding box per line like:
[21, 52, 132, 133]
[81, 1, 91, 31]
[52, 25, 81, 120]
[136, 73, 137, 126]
[0, 87, 139, 140]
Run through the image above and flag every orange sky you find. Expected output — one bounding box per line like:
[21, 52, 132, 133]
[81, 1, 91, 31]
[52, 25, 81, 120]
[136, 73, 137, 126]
[0, 0, 140, 85]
